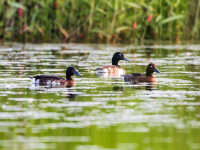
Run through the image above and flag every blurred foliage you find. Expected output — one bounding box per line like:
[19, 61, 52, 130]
[0, 0, 199, 43]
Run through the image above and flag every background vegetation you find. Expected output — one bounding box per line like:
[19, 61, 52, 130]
[0, 0, 199, 43]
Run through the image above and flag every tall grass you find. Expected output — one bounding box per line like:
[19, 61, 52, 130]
[0, 0, 198, 43]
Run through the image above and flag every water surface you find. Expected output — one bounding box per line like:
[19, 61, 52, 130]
[0, 43, 200, 150]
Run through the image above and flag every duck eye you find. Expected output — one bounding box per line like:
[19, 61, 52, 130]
[119, 54, 121, 55]
[151, 66, 153, 67]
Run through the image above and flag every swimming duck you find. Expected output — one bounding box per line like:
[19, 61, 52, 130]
[97, 52, 131, 76]
[124, 63, 161, 83]
[27, 67, 81, 86]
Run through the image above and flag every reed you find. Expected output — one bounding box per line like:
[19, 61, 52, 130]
[0, 0, 197, 43]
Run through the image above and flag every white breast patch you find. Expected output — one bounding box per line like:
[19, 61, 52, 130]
[118, 69, 125, 75]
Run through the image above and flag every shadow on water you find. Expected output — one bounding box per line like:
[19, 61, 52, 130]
[29, 83, 78, 99]
[112, 86, 124, 92]
[66, 85, 78, 99]
[123, 82, 157, 91]
[145, 83, 157, 91]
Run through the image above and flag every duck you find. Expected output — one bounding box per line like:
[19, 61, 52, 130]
[97, 52, 131, 76]
[124, 63, 161, 83]
[27, 66, 81, 86]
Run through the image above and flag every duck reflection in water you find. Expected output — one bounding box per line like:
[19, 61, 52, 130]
[145, 83, 156, 91]
[66, 87, 77, 99]
[122, 82, 156, 91]
[113, 86, 124, 91]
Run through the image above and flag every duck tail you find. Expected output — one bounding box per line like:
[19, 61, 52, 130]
[96, 67, 103, 70]
[96, 68, 104, 73]
[96, 68, 109, 73]
[27, 75, 33, 79]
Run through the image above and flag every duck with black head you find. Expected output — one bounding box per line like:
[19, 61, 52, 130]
[97, 52, 131, 76]
[124, 63, 161, 83]
[27, 67, 81, 87]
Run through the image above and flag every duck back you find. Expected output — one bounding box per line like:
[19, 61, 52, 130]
[124, 73, 156, 83]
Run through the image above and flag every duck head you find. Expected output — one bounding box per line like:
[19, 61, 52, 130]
[112, 52, 131, 66]
[66, 67, 82, 80]
[146, 63, 161, 76]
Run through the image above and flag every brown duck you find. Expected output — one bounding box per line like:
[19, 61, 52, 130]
[124, 63, 161, 83]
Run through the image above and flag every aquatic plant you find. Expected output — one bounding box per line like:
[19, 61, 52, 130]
[0, 0, 198, 43]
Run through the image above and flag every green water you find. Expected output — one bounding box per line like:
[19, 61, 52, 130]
[0, 43, 200, 150]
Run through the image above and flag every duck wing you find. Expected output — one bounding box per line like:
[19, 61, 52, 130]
[131, 73, 145, 76]
[124, 73, 145, 82]
[33, 75, 66, 80]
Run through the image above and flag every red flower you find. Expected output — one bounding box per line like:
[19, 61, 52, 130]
[18, 8, 23, 17]
[132, 22, 137, 29]
[54, 2, 58, 8]
[23, 25, 27, 30]
[147, 14, 153, 23]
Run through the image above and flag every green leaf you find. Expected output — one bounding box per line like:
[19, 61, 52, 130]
[36, 1, 46, 8]
[161, 15, 184, 24]
[0, 22, 3, 27]
[123, 1, 140, 8]
[7, 8, 16, 18]
[9, 2, 27, 10]
[139, 2, 153, 11]
[96, 8, 106, 15]
[101, 0, 113, 8]
[165, 0, 172, 5]
[31, 9, 40, 25]
[89, 29, 109, 37]
[156, 14, 162, 22]
[82, 0, 91, 6]
[116, 26, 131, 33]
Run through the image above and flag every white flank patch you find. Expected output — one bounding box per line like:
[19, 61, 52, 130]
[36, 79, 40, 84]
[46, 80, 51, 85]
[97, 68, 108, 73]
[31, 78, 36, 84]
[52, 81, 56, 85]
[97, 72, 109, 77]
[52, 81, 60, 85]
[30, 78, 61, 85]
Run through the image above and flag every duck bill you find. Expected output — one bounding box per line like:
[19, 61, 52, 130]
[123, 57, 131, 62]
[154, 68, 161, 74]
[74, 70, 82, 76]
